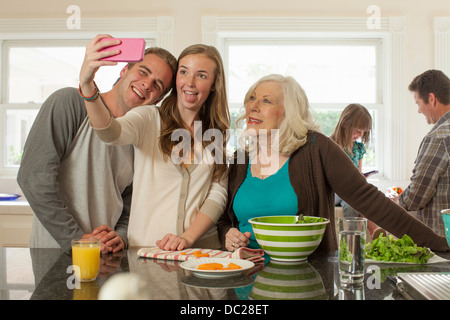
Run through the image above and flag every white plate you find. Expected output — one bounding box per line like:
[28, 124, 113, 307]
[180, 258, 255, 279]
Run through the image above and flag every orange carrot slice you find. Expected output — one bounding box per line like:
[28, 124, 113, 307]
[197, 263, 224, 270]
[193, 250, 210, 257]
[197, 262, 243, 270]
[222, 263, 243, 270]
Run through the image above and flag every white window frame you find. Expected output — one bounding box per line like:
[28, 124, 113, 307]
[434, 17, 450, 76]
[202, 16, 407, 181]
[0, 17, 174, 176]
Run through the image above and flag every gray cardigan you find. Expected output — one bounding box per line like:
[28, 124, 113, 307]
[217, 131, 449, 253]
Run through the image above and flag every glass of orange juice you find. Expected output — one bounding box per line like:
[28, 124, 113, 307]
[71, 238, 101, 282]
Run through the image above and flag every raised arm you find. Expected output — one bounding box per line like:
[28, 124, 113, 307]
[79, 34, 121, 128]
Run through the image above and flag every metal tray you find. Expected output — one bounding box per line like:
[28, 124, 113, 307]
[395, 273, 450, 300]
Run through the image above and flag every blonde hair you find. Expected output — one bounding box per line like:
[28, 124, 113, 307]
[236, 74, 319, 156]
[330, 103, 372, 155]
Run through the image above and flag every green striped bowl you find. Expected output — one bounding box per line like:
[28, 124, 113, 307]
[249, 261, 327, 300]
[249, 215, 330, 262]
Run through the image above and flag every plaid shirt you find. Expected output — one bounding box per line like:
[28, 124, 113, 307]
[399, 111, 450, 236]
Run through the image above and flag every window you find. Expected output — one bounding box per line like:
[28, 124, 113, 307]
[203, 16, 407, 180]
[434, 17, 450, 76]
[0, 17, 174, 175]
[226, 41, 380, 171]
[2, 42, 133, 169]
[6, 43, 131, 103]
[227, 41, 379, 105]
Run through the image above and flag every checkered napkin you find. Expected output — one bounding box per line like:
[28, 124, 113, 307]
[137, 247, 265, 264]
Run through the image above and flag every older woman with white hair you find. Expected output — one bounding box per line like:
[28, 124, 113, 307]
[217, 74, 449, 254]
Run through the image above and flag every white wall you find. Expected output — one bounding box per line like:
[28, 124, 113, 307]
[0, 0, 449, 192]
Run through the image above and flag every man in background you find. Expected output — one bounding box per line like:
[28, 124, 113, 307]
[393, 69, 450, 236]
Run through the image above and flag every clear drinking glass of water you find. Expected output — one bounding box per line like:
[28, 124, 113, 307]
[337, 217, 367, 284]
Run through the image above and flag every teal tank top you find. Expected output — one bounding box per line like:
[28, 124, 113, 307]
[233, 158, 298, 249]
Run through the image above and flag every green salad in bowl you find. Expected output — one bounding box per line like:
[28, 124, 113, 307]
[248, 215, 330, 262]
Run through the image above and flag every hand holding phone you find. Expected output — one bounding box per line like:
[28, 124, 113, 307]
[99, 38, 145, 62]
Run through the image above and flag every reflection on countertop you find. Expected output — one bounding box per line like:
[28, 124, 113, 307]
[1, 246, 450, 301]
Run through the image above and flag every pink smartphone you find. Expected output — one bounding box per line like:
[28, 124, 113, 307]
[99, 38, 145, 62]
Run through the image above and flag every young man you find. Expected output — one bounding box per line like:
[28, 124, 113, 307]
[17, 35, 176, 254]
[396, 69, 450, 236]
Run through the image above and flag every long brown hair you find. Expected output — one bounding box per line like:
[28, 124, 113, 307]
[158, 44, 230, 181]
[330, 103, 372, 155]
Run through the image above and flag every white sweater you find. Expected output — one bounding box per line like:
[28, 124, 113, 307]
[95, 105, 227, 248]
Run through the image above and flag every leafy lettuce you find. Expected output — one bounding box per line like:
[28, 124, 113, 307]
[339, 237, 353, 263]
[296, 214, 324, 224]
[365, 234, 433, 264]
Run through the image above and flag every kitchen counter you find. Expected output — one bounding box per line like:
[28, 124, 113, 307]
[1, 247, 450, 302]
[0, 199, 33, 247]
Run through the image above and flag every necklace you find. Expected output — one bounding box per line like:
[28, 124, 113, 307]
[254, 161, 270, 179]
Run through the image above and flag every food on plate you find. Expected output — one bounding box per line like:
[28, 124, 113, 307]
[222, 263, 243, 270]
[365, 234, 433, 263]
[391, 186, 403, 195]
[197, 262, 243, 270]
[197, 263, 223, 270]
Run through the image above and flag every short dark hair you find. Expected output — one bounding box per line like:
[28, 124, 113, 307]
[408, 69, 450, 105]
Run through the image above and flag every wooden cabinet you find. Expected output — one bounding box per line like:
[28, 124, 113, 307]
[0, 201, 33, 247]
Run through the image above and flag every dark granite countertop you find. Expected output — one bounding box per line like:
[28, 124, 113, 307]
[2, 247, 450, 301]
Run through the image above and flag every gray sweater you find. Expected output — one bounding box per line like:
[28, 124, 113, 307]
[17, 88, 133, 253]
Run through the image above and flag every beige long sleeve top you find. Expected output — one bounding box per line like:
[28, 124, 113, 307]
[95, 105, 227, 248]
